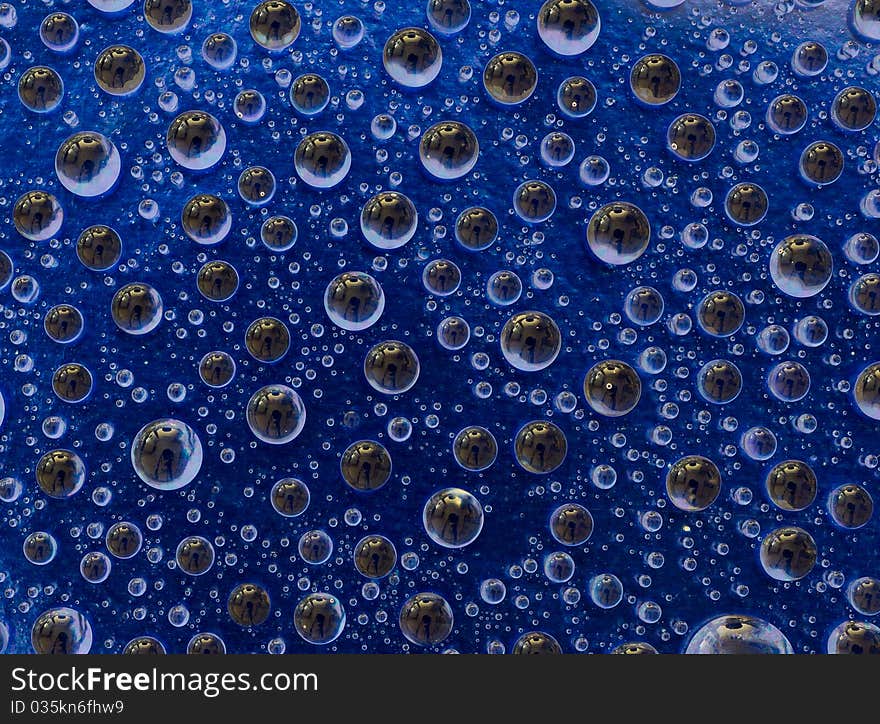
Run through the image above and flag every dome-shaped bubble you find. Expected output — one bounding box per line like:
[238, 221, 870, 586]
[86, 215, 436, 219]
[237, 166, 276, 206]
[260, 215, 297, 251]
[480, 578, 506, 604]
[770, 234, 834, 299]
[579, 155, 611, 185]
[427, 0, 471, 34]
[550, 503, 593, 546]
[757, 324, 790, 355]
[590, 573, 623, 609]
[176, 535, 214, 575]
[298, 530, 333, 565]
[77, 225, 121, 270]
[0, 252, 11, 290]
[354, 535, 397, 578]
[131, 419, 202, 490]
[111, 282, 162, 335]
[144, 0, 192, 34]
[324, 271, 384, 331]
[228, 583, 271, 626]
[423, 487, 484, 548]
[697, 359, 742, 404]
[437, 316, 470, 350]
[799, 141, 844, 185]
[625, 286, 664, 326]
[80, 551, 111, 583]
[294, 131, 351, 189]
[36, 449, 85, 498]
[43, 304, 84, 344]
[271, 477, 310, 517]
[244, 316, 290, 362]
[371, 113, 397, 140]
[725, 183, 768, 226]
[41, 12, 79, 53]
[294, 592, 346, 644]
[766, 93, 808, 134]
[246, 385, 306, 444]
[828, 484, 873, 529]
[832, 86, 876, 131]
[691, 296, 733, 350]
[848, 577, 880, 616]
[419, 121, 479, 180]
[123, 636, 165, 655]
[186, 632, 226, 654]
[422, 259, 461, 296]
[290, 73, 329, 115]
[486, 270, 523, 306]
[31, 607, 92, 654]
[514, 420, 567, 474]
[667, 113, 715, 162]
[250, 0, 300, 51]
[513, 631, 562, 654]
[630, 54, 680, 105]
[612, 642, 658, 654]
[23, 531, 58, 566]
[765, 460, 817, 511]
[760, 526, 817, 581]
[94, 45, 145, 96]
[586, 201, 651, 264]
[827, 620, 880, 654]
[360, 191, 418, 249]
[666, 455, 721, 511]
[713, 79, 744, 108]
[452, 426, 497, 471]
[850, 273, 880, 315]
[18, 66, 64, 113]
[197, 260, 239, 302]
[537, 0, 600, 56]
[399, 593, 453, 645]
[13, 190, 63, 241]
[340, 440, 392, 491]
[855, 361, 880, 420]
[844, 232, 879, 264]
[584, 360, 641, 416]
[199, 33, 237, 70]
[740, 426, 777, 461]
[792, 40, 827, 76]
[167, 110, 226, 171]
[483, 51, 538, 105]
[685, 615, 793, 654]
[557, 76, 596, 117]
[52, 363, 93, 403]
[794, 315, 828, 347]
[363, 340, 420, 394]
[181, 193, 231, 244]
[853, 0, 880, 40]
[455, 206, 497, 250]
[198, 351, 235, 388]
[383, 27, 442, 88]
[0, 476, 22, 502]
[234, 89, 266, 124]
[332, 15, 364, 48]
[105, 521, 143, 559]
[767, 360, 810, 402]
[513, 180, 556, 222]
[500, 310, 562, 371]
[54, 131, 120, 198]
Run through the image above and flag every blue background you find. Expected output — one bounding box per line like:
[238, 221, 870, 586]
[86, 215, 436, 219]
[0, 0, 879, 653]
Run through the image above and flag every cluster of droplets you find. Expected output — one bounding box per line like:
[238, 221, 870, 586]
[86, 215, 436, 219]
[0, 0, 879, 656]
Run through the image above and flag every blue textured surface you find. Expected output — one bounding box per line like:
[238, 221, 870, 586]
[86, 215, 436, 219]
[1, 0, 879, 654]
